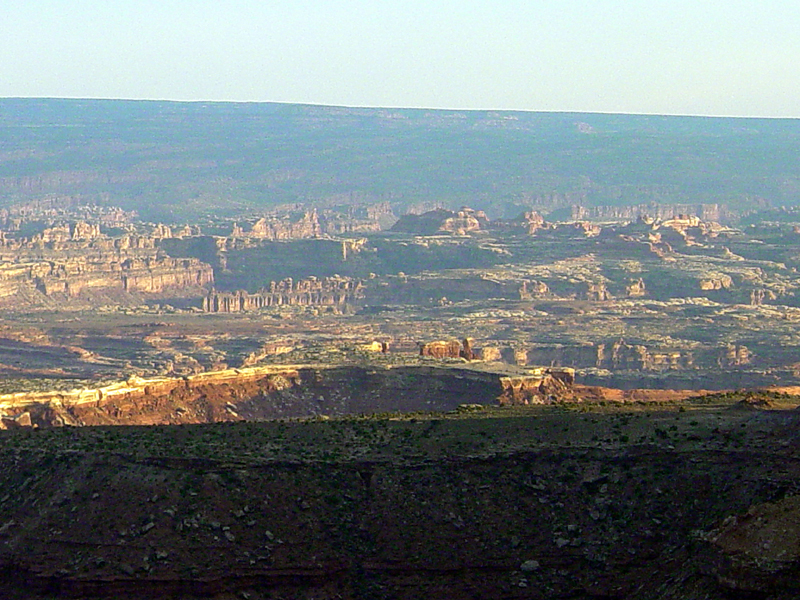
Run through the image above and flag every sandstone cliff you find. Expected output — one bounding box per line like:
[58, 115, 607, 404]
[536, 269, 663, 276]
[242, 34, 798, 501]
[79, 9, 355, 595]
[0, 254, 213, 305]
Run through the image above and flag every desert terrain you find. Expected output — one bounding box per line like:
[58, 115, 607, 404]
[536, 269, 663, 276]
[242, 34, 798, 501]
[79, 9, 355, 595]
[1, 100, 800, 597]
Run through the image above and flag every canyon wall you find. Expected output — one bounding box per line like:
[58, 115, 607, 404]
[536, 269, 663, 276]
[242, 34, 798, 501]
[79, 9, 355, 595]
[0, 253, 213, 304]
[0, 219, 214, 306]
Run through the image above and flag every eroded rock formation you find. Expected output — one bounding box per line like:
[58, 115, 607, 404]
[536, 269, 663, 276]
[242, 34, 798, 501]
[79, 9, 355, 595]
[419, 340, 463, 359]
[518, 279, 550, 299]
[0, 218, 214, 306]
[625, 278, 647, 297]
[233, 207, 383, 240]
[419, 338, 476, 360]
[203, 276, 365, 312]
[499, 367, 576, 404]
[699, 274, 733, 290]
[584, 282, 612, 301]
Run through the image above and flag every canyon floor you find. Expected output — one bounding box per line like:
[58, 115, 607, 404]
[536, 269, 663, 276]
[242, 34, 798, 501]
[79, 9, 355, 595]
[2, 393, 800, 599]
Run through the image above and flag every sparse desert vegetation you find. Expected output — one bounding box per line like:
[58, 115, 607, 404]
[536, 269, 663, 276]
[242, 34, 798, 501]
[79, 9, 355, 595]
[1, 396, 800, 598]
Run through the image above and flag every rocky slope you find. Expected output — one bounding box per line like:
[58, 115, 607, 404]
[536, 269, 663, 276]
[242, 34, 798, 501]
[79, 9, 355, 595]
[0, 398, 799, 598]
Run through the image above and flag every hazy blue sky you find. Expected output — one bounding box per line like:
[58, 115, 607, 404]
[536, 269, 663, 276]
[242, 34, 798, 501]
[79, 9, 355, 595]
[2, 1, 799, 117]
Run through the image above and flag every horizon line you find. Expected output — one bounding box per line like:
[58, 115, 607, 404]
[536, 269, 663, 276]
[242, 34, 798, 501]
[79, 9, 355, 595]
[1, 95, 798, 121]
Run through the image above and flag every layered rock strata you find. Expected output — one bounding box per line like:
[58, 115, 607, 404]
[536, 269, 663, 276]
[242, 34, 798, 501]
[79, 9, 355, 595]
[519, 340, 751, 372]
[571, 202, 732, 223]
[0, 221, 214, 305]
[0, 254, 213, 302]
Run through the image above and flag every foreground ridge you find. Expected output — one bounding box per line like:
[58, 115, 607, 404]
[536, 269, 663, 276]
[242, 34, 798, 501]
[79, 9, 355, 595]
[1, 398, 800, 599]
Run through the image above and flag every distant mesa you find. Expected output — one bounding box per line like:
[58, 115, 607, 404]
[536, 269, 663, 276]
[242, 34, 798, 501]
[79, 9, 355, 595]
[0, 99, 794, 224]
[391, 207, 488, 236]
[391, 207, 547, 236]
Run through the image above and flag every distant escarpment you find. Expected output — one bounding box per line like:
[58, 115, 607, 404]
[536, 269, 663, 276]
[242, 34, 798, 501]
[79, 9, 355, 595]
[3, 99, 800, 222]
[571, 202, 734, 224]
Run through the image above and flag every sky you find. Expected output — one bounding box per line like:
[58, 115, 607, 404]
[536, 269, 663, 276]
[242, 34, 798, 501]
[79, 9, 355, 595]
[1, 0, 799, 117]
